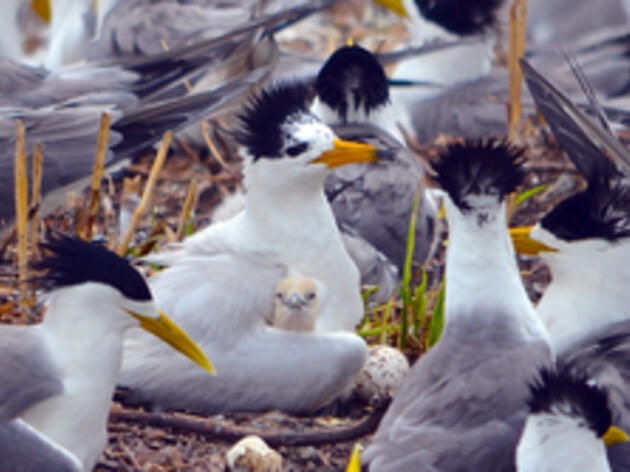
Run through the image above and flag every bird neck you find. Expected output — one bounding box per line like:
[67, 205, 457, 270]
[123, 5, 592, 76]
[311, 98, 403, 142]
[516, 413, 611, 472]
[21, 285, 133, 470]
[537, 240, 630, 354]
[444, 200, 549, 342]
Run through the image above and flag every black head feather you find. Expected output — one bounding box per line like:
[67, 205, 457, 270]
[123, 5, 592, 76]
[235, 82, 314, 160]
[415, 0, 504, 36]
[528, 367, 612, 438]
[541, 178, 630, 242]
[315, 45, 389, 121]
[432, 138, 525, 211]
[34, 235, 152, 301]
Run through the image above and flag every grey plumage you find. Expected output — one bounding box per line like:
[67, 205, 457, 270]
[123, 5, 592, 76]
[367, 318, 550, 471]
[0, 421, 82, 472]
[328, 123, 438, 272]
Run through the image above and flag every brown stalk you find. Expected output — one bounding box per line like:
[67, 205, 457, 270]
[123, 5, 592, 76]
[30, 145, 43, 259]
[117, 131, 172, 256]
[14, 120, 29, 310]
[86, 113, 112, 240]
[175, 179, 197, 241]
[507, 0, 528, 139]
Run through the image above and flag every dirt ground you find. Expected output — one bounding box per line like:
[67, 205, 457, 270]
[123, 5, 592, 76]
[0, 1, 592, 470]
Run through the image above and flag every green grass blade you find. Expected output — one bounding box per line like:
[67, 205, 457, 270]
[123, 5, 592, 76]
[515, 184, 547, 206]
[426, 280, 445, 349]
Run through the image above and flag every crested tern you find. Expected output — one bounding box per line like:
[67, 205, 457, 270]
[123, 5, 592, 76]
[119, 81, 375, 414]
[363, 138, 552, 471]
[313, 44, 439, 273]
[517, 367, 629, 472]
[512, 58, 630, 470]
[0, 235, 211, 471]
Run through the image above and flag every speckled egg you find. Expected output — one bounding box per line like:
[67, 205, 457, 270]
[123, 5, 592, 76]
[355, 345, 410, 403]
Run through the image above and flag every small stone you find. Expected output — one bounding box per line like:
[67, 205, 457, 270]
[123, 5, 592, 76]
[226, 435, 282, 472]
[354, 345, 410, 403]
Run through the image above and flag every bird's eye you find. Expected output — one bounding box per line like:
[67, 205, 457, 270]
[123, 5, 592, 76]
[286, 143, 308, 157]
[306, 292, 316, 300]
[275, 293, 283, 300]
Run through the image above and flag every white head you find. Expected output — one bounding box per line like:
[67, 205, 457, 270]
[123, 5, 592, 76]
[511, 179, 630, 353]
[236, 82, 379, 196]
[272, 276, 320, 332]
[516, 368, 628, 472]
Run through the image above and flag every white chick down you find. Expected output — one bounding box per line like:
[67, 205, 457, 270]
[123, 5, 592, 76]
[272, 277, 319, 332]
[226, 435, 282, 472]
[354, 345, 410, 403]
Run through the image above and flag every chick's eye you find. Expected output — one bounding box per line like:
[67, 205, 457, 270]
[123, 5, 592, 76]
[286, 142, 308, 157]
[275, 293, 283, 300]
[306, 292, 316, 300]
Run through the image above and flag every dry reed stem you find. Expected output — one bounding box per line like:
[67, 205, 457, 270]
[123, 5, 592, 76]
[31, 145, 43, 259]
[176, 179, 197, 241]
[201, 121, 229, 167]
[117, 131, 172, 256]
[507, 0, 528, 139]
[14, 120, 29, 309]
[86, 113, 111, 240]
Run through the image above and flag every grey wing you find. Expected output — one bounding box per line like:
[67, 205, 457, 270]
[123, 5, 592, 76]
[327, 123, 438, 271]
[0, 326, 63, 422]
[520, 58, 630, 180]
[0, 59, 47, 100]
[557, 321, 630, 471]
[0, 419, 82, 472]
[528, 0, 629, 45]
[405, 71, 511, 143]
[365, 320, 552, 471]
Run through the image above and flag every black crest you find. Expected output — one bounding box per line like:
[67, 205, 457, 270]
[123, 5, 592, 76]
[541, 177, 630, 242]
[528, 367, 612, 438]
[415, 0, 504, 36]
[432, 138, 525, 211]
[235, 82, 313, 160]
[315, 45, 389, 121]
[34, 235, 152, 301]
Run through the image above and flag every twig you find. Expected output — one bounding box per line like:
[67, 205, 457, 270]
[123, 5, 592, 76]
[507, 0, 528, 139]
[175, 179, 197, 241]
[109, 401, 389, 448]
[117, 131, 172, 256]
[86, 113, 111, 240]
[31, 145, 43, 260]
[14, 120, 29, 310]
[201, 121, 229, 168]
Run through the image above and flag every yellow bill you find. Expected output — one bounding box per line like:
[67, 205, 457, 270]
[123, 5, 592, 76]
[372, 0, 407, 17]
[345, 443, 362, 472]
[127, 310, 215, 375]
[312, 139, 378, 169]
[31, 0, 51, 23]
[509, 226, 558, 256]
[603, 425, 629, 447]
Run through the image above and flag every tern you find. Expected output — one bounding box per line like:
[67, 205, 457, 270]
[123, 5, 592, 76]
[118, 81, 374, 414]
[314, 44, 439, 274]
[363, 138, 552, 471]
[517, 367, 629, 472]
[511, 59, 630, 470]
[0, 235, 212, 471]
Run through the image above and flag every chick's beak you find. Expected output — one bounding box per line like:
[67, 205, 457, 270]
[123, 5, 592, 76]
[509, 226, 558, 256]
[127, 310, 215, 375]
[372, 0, 407, 17]
[312, 139, 378, 168]
[603, 425, 630, 447]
